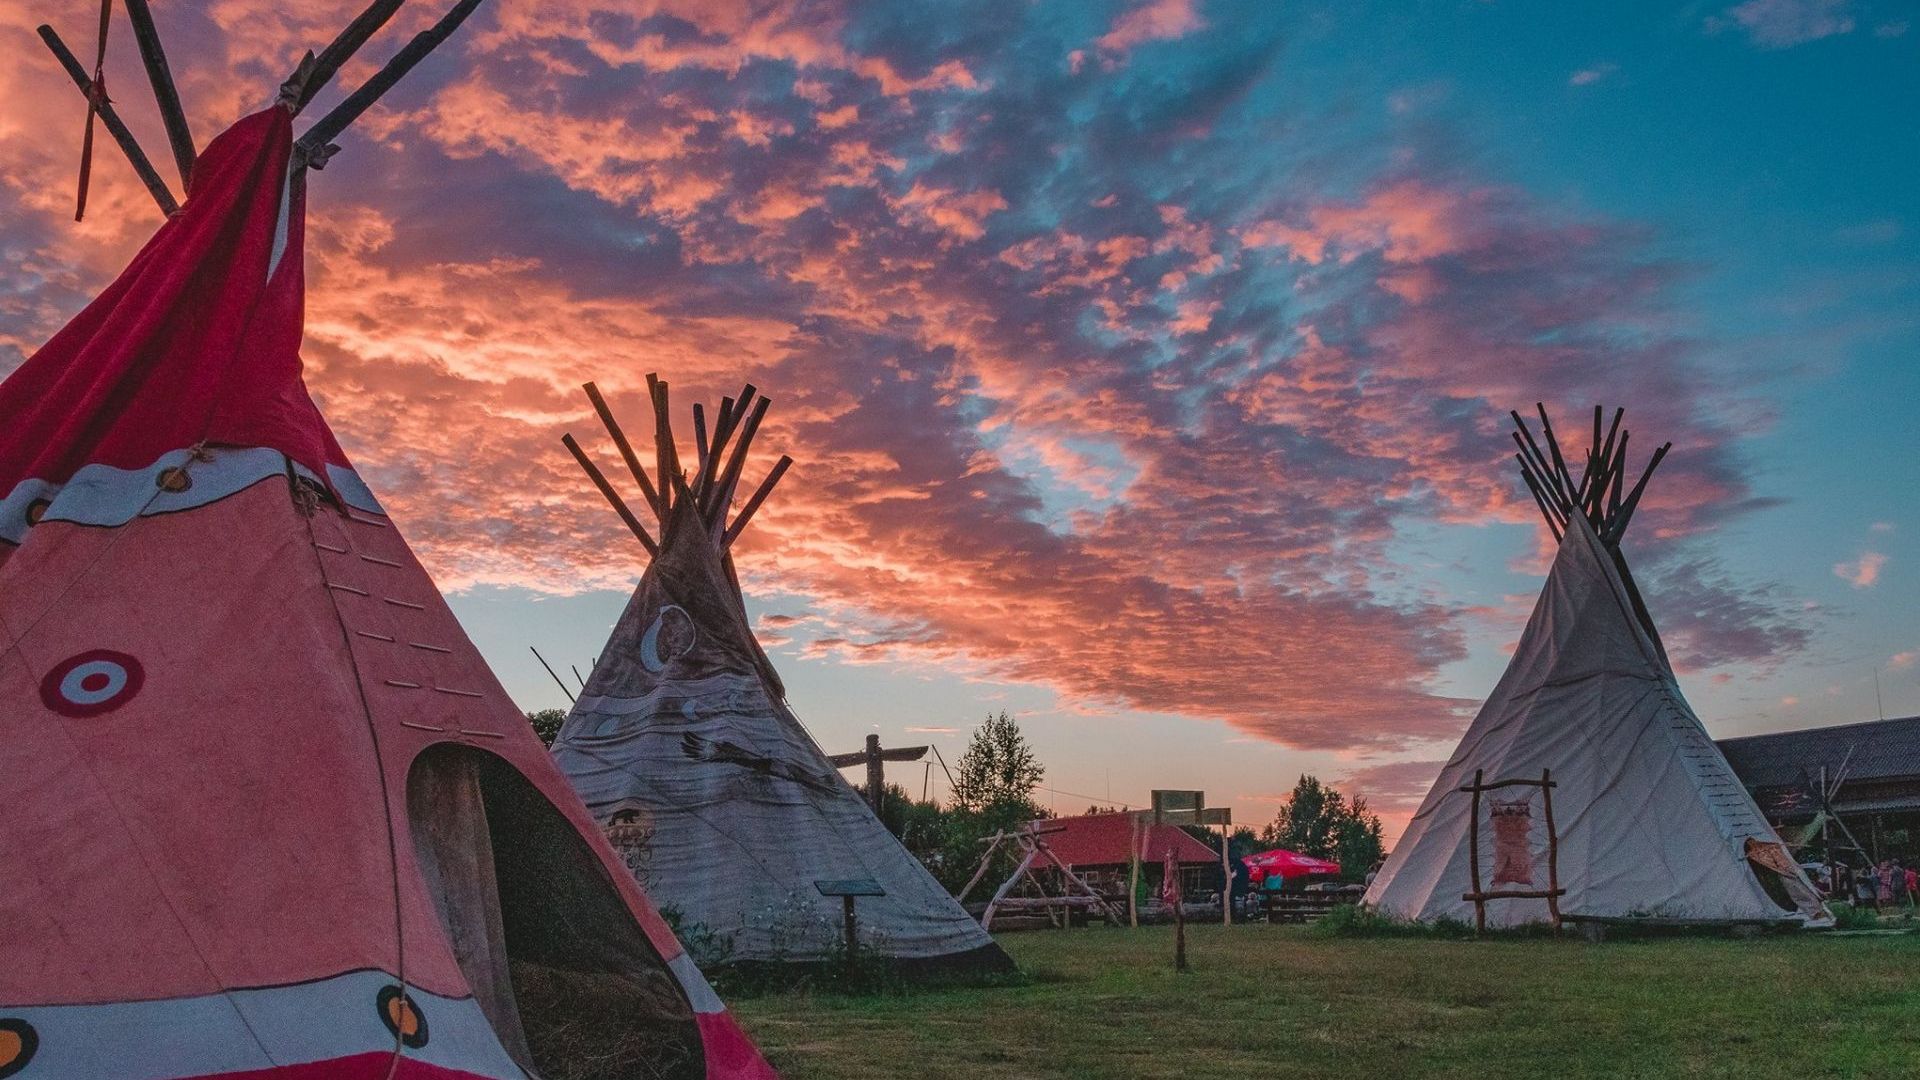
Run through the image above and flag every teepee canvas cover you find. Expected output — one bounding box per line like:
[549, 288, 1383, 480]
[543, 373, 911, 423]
[551, 385, 1011, 972]
[0, 75, 772, 1080]
[1365, 408, 1827, 929]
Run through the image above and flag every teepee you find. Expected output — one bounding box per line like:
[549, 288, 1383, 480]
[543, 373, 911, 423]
[551, 381, 1013, 973]
[0, 6, 773, 1078]
[1364, 406, 1828, 930]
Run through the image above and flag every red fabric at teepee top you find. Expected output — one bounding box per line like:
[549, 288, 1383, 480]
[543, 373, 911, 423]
[0, 106, 346, 497]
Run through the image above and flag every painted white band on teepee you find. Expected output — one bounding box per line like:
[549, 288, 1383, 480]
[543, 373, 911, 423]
[0, 448, 383, 544]
[2, 968, 524, 1079]
[667, 953, 727, 1015]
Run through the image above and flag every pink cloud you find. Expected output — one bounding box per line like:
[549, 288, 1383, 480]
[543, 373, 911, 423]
[0, 0, 1810, 757]
[1094, 0, 1207, 66]
[1834, 551, 1887, 588]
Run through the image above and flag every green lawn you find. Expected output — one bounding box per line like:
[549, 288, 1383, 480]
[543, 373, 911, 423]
[729, 924, 1920, 1079]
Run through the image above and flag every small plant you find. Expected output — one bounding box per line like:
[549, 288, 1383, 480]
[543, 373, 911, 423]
[657, 905, 737, 969]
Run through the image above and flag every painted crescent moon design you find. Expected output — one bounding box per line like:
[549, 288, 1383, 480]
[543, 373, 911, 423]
[639, 604, 696, 673]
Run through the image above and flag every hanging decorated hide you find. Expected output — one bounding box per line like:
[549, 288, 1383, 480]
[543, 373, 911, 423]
[1489, 797, 1536, 888]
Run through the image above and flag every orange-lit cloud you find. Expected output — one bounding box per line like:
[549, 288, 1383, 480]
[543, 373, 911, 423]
[0, 0, 1812, 758]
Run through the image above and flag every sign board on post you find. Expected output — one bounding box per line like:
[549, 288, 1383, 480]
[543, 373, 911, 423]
[1151, 789, 1204, 822]
[814, 878, 886, 973]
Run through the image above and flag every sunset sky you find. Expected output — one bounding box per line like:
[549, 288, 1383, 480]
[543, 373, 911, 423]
[1, 0, 1914, 840]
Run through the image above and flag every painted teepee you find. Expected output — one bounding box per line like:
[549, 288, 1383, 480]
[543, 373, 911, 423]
[0, 8, 774, 1078]
[551, 382, 1012, 973]
[1365, 407, 1828, 929]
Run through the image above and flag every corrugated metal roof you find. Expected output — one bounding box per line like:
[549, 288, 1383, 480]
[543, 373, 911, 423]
[1716, 715, 1920, 791]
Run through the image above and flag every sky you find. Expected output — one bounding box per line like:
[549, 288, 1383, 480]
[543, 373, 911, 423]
[0, 0, 1914, 841]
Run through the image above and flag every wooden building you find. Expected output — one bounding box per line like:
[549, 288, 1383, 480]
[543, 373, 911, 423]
[1717, 715, 1920, 861]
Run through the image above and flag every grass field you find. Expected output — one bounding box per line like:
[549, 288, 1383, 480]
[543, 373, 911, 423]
[729, 923, 1920, 1079]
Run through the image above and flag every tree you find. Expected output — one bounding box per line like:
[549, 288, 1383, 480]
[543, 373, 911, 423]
[1261, 775, 1385, 879]
[525, 708, 566, 747]
[924, 711, 1049, 894]
[950, 710, 1044, 813]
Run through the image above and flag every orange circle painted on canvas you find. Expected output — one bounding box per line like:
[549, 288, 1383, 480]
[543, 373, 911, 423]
[0, 1018, 36, 1078]
[388, 995, 421, 1037]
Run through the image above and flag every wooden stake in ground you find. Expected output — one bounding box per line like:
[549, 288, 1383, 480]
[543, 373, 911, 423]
[1165, 847, 1189, 973]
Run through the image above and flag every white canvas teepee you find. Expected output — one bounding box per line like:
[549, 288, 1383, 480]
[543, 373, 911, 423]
[550, 379, 1012, 972]
[1365, 407, 1828, 929]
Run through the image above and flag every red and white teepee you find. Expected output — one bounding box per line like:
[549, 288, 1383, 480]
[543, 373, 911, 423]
[0, 14, 776, 1078]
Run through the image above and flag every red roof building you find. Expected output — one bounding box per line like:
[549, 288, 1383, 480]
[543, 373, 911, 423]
[1040, 813, 1221, 868]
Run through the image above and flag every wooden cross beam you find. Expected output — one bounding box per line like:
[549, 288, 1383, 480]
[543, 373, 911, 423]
[827, 733, 928, 817]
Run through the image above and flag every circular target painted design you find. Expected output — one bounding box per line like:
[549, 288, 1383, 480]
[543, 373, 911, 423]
[377, 986, 429, 1048]
[24, 499, 50, 527]
[638, 604, 698, 673]
[0, 1018, 38, 1080]
[40, 650, 145, 718]
[155, 466, 193, 493]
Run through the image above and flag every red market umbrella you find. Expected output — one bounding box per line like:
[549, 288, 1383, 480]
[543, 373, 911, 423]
[1243, 848, 1342, 884]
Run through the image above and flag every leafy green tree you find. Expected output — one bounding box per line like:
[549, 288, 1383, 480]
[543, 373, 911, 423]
[924, 711, 1050, 893]
[1260, 775, 1385, 879]
[525, 708, 566, 747]
[950, 710, 1044, 813]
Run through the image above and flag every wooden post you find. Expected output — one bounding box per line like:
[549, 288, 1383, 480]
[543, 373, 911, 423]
[864, 733, 885, 817]
[1542, 768, 1562, 931]
[1170, 848, 1189, 973]
[1220, 824, 1232, 925]
[1467, 767, 1485, 935]
[1127, 815, 1141, 928]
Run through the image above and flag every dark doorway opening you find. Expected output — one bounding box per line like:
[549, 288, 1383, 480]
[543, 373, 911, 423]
[408, 744, 705, 1080]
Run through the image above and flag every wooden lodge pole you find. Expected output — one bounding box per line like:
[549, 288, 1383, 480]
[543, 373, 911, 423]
[122, 0, 196, 189]
[38, 25, 180, 217]
[297, 0, 490, 160]
[583, 382, 662, 518]
[291, 0, 409, 115]
[562, 433, 659, 557]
